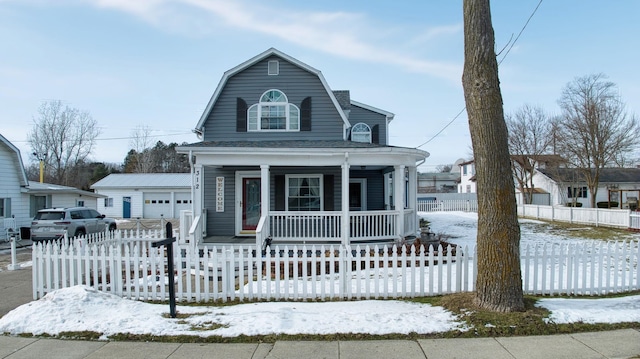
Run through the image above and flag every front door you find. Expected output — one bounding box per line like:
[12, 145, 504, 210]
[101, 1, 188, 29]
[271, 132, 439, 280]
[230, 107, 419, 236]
[123, 197, 131, 218]
[242, 178, 261, 231]
[349, 179, 367, 211]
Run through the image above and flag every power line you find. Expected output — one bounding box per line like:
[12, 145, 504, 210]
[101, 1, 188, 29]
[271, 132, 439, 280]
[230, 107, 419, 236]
[415, 0, 543, 150]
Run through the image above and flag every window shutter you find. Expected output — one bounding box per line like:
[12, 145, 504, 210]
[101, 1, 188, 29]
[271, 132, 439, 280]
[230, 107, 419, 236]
[300, 97, 312, 131]
[236, 98, 247, 132]
[323, 174, 334, 211]
[275, 175, 285, 211]
[372, 124, 380, 144]
[4, 198, 11, 217]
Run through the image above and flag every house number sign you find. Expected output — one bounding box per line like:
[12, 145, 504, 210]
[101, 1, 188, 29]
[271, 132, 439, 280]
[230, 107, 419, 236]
[216, 177, 224, 212]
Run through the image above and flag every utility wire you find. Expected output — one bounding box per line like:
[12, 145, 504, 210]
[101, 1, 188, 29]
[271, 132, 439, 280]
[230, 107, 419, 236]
[415, 0, 543, 150]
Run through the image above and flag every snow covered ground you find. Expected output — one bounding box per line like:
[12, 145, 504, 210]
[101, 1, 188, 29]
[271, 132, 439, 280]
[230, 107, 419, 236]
[1, 212, 638, 338]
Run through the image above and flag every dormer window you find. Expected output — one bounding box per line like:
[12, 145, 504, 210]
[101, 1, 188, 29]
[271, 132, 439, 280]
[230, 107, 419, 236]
[248, 89, 300, 131]
[351, 122, 372, 143]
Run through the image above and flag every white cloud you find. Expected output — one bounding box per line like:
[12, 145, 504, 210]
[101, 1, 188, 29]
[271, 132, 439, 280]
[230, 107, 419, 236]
[79, 0, 461, 81]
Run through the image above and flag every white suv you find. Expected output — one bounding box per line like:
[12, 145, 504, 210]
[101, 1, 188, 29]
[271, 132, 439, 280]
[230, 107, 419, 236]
[30, 207, 117, 242]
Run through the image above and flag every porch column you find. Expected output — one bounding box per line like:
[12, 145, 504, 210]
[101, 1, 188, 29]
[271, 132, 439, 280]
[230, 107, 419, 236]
[192, 163, 203, 245]
[341, 161, 350, 246]
[408, 165, 418, 233]
[394, 165, 405, 240]
[260, 165, 270, 219]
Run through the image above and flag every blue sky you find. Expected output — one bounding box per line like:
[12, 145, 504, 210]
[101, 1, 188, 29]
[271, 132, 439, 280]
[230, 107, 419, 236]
[1, 0, 638, 171]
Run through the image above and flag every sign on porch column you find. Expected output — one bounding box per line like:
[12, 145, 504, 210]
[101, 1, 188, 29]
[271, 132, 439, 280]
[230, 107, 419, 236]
[216, 176, 224, 212]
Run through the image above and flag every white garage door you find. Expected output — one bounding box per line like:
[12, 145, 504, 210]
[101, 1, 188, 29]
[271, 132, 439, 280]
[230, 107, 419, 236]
[175, 192, 192, 214]
[143, 193, 172, 219]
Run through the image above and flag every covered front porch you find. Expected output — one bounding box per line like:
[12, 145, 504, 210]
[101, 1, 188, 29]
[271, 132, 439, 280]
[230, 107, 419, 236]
[177, 141, 428, 248]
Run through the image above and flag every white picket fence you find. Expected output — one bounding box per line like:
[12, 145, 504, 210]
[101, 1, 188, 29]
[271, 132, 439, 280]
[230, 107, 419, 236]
[32, 232, 639, 302]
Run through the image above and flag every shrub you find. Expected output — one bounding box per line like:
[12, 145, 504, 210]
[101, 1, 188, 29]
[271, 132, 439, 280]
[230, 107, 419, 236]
[596, 201, 619, 208]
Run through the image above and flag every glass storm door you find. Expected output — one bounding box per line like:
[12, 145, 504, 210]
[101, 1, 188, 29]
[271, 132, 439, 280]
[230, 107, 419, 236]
[242, 178, 261, 230]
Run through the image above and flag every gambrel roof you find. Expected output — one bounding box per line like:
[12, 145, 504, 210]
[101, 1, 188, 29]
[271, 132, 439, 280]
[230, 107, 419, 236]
[194, 48, 350, 133]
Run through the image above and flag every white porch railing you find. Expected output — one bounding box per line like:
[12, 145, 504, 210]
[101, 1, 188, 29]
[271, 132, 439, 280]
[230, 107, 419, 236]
[32, 234, 639, 301]
[268, 210, 414, 243]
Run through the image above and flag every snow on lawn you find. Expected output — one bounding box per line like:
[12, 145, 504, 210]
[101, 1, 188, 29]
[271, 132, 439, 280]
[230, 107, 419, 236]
[419, 211, 640, 248]
[0, 286, 464, 338]
[1, 286, 638, 339]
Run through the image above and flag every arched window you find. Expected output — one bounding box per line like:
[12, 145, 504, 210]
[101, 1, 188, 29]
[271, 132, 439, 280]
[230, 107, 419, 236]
[351, 122, 372, 143]
[247, 89, 300, 131]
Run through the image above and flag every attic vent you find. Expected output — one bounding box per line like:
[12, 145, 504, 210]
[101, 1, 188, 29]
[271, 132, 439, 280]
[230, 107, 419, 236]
[268, 60, 279, 75]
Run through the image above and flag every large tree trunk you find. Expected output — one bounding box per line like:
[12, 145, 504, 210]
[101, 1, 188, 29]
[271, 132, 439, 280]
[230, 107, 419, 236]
[462, 0, 524, 312]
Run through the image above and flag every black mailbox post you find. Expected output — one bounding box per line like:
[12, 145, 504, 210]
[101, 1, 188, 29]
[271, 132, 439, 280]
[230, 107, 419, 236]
[152, 222, 177, 318]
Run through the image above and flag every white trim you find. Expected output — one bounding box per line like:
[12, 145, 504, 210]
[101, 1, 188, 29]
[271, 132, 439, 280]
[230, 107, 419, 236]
[285, 174, 323, 211]
[351, 122, 372, 143]
[235, 171, 261, 236]
[248, 89, 300, 132]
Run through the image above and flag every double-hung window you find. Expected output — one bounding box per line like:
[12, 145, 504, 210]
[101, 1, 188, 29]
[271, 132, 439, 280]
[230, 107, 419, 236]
[287, 175, 322, 211]
[248, 89, 300, 131]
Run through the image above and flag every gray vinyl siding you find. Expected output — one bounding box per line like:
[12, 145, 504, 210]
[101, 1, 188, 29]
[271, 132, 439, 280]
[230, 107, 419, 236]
[203, 166, 389, 237]
[203, 167, 237, 236]
[348, 105, 388, 145]
[203, 55, 345, 141]
[350, 170, 386, 210]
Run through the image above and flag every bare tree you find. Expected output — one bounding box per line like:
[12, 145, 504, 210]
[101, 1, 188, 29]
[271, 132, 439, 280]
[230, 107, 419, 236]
[435, 164, 453, 173]
[556, 74, 639, 207]
[28, 100, 101, 186]
[507, 104, 554, 204]
[462, 0, 524, 312]
[129, 125, 155, 173]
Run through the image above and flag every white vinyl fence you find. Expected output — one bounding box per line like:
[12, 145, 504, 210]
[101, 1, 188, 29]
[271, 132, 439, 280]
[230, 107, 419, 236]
[32, 231, 639, 302]
[418, 200, 478, 212]
[518, 204, 636, 229]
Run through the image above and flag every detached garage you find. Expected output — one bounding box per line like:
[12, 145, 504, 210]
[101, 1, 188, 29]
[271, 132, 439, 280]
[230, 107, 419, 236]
[91, 173, 191, 219]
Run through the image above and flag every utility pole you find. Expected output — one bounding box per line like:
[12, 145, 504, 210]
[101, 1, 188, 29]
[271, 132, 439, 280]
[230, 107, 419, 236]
[33, 152, 46, 183]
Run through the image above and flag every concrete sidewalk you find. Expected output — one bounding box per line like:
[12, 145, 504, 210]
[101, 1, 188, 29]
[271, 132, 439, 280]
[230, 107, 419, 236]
[1, 330, 639, 359]
[1, 247, 639, 358]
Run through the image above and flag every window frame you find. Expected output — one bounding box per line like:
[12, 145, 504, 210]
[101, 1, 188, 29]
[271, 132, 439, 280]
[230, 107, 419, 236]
[285, 174, 323, 211]
[567, 186, 588, 198]
[104, 198, 114, 207]
[247, 89, 300, 132]
[351, 122, 372, 143]
[268, 60, 279, 75]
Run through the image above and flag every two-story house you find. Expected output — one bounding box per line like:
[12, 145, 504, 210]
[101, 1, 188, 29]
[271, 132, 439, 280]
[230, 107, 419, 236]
[177, 48, 428, 247]
[457, 160, 476, 194]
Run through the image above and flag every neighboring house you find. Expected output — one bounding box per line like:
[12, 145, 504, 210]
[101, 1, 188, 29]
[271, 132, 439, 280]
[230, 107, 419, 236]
[1, 133, 112, 240]
[458, 160, 476, 193]
[534, 167, 640, 208]
[511, 154, 565, 206]
[418, 172, 460, 193]
[92, 173, 191, 219]
[0, 133, 30, 239]
[26, 181, 105, 215]
[176, 48, 428, 246]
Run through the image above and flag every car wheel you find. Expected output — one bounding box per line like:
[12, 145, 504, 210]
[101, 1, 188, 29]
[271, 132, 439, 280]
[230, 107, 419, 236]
[108, 223, 117, 232]
[74, 229, 86, 238]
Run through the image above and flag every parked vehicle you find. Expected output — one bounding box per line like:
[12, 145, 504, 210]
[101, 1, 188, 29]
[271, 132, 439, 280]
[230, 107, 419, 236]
[30, 207, 117, 242]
